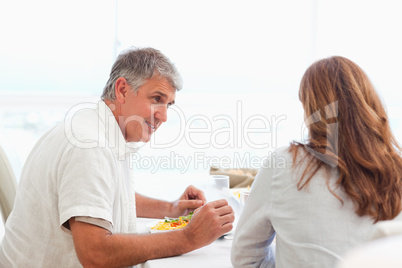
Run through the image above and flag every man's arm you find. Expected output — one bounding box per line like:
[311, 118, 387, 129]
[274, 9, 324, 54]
[70, 199, 234, 268]
[136, 185, 207, 218]
[135, 193, 173, 218]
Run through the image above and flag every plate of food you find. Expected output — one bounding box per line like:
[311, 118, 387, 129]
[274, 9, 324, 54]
[146, 212, 193, 233]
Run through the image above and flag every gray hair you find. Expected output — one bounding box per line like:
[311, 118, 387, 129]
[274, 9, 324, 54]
[101, 47, 182, 100]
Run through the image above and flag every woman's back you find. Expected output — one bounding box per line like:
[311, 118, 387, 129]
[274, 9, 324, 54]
[231, 56, 402, 267]
[231, 147, 402, 268]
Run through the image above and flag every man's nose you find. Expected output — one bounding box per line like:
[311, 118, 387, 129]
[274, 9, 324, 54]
[155, 105, 168, 123]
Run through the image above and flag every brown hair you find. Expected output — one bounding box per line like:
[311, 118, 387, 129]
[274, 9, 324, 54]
[290, 56, 402, 222]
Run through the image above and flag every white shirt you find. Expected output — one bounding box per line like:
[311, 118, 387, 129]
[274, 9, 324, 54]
[231, 146, 402, 268]
[0, 101, 139, 267]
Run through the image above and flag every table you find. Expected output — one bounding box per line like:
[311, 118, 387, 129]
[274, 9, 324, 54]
[134, 172, 237, 268]
[136, 218, 234, 268]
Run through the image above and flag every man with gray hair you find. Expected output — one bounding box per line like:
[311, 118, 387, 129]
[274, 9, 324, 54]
[0, 47, 234, 267]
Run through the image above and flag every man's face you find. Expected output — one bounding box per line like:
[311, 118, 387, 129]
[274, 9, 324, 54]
[119, 76, 176, 143]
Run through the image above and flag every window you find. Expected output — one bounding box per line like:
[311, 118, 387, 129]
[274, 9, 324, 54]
[1, 0, 402, 178]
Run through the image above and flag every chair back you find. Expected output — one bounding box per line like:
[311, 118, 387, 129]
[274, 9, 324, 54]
[0, 145, 17, 223]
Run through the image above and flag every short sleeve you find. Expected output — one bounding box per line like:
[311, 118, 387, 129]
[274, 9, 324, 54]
[58, 145, 117, 230]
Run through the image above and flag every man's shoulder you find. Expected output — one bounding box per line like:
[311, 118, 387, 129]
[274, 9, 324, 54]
[63, 106, 105, 147]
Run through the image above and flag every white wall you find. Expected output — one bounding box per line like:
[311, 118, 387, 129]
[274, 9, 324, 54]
[1, 0, 402, 175]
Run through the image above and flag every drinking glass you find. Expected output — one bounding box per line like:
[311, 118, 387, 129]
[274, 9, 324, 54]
[206, 175, 230, 202]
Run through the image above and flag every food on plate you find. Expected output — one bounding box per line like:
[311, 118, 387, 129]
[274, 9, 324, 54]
[151, 212, 193, 231]
[232, 186, 251, 200]
[232, 190, 241, 199]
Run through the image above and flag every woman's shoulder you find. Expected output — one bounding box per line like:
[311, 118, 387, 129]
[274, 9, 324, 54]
[272, 145, 307, 161]
[260, 146, 291, 170]
[259, 145, 309, 170]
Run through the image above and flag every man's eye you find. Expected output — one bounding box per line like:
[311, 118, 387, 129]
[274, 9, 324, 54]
[153, 96, 160, 102]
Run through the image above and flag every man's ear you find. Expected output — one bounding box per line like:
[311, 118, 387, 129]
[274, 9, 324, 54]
[115, 77, 130, 104]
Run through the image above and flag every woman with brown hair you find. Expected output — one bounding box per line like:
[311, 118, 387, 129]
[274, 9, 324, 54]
[231, 56, 402, 268]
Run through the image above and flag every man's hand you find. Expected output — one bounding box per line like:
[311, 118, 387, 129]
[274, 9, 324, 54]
[169, 185, 207, 217]
[70, 194, 234, 267]
[183, 199, 235, 247]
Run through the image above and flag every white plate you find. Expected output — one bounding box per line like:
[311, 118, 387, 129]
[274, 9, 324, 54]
[145, 220, 182, 233]
[146, 220, 233, 237]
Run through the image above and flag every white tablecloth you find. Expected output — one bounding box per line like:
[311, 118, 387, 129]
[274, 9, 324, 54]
[135, 172, 235, 268]
[136, 217, 233, 268]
